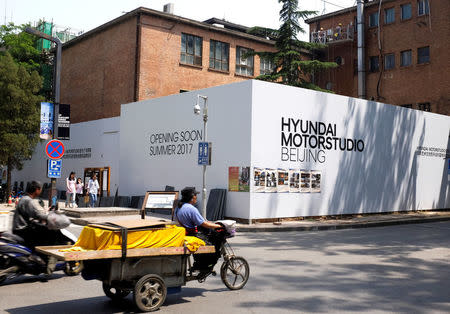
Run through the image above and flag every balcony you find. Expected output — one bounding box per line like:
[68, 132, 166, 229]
[310, 24, 354, 45]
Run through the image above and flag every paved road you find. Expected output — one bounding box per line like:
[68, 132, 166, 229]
[1, 222, 449, 313]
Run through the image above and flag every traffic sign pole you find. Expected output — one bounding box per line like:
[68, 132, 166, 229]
[45, 140, 65, 206]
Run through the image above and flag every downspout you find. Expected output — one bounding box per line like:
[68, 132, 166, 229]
[134, 13, 142, 102]
[357, 0, 366, 99]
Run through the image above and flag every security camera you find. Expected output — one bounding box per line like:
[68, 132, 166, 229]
[193, 102, 201, 115]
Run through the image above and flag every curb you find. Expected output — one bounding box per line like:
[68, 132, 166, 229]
[236, 215, 450, 232]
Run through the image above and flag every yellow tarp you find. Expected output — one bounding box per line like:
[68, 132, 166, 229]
[60, 225, 205, 252]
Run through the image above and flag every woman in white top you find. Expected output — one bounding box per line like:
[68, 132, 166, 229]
[66, 172, 76, 208]
[88, 174, 100, 208]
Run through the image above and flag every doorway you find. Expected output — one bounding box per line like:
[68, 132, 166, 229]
[84, 167, 111, 197]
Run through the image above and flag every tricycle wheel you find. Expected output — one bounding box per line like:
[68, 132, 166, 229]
[134, 274, 167, 312]
[103, 282, 130, 300]
[220, 256, 249, 290]
[64, 261, 83, 276]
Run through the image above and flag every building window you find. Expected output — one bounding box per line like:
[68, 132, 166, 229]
[369, 56, 379, 72]
[418, 102, 431, 112]
[417, 46, 430, 64]
[401, 104, 412, 108]
[209, 40, 229, 71]
[369, 12, 379, 27]
[401, 3, 412, 20]
[384, 8, 395, 24]
[400, 50, 412, 67]
[417, 0, 430, 16]
[260, 58, 274, 75]
[236, 46, 254, 76]
[384, 53, 395, 70]
[180, 33, 202, 66]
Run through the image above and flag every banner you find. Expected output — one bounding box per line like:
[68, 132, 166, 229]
[40, 102, 53, 140]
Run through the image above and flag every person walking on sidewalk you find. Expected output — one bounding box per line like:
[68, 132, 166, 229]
[88, 174, 99, 208]
[65, 172, 76, 208]
[75, 178, 84, 206]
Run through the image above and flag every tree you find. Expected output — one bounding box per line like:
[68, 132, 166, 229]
[0, 52, 43, 200]
[247, 0, 337, 90]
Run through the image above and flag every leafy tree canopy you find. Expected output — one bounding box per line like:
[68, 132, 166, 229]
[247, 0, 337, 91]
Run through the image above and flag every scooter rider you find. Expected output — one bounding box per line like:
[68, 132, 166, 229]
[175, 187, 222, 277]
[12, 181, 53, 249]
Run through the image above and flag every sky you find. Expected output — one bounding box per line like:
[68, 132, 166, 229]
[1, 0, 357, 41]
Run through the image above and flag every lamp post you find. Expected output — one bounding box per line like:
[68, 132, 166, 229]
[194, 95, 208, 218]
[25, 27, 62, 206]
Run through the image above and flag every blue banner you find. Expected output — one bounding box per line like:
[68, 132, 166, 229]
[40, 102, 54, 140]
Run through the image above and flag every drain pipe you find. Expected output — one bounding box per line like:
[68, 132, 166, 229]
[357, 0, 366, 99]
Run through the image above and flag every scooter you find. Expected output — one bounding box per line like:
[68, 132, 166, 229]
[0, 226, 82, 284]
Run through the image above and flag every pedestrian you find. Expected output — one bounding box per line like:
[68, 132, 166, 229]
[65, 172, 76, 208]
[75, 178, 84, 206]
[88, 174, 99, 208]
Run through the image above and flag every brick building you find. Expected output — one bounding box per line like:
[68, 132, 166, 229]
[60, 7, 278, 123]
[306, 0, 450, 115]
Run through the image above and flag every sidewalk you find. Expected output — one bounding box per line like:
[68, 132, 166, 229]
[1, 202, 449, 232]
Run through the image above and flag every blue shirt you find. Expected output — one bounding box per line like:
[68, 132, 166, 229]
[175, 203, 205, 229]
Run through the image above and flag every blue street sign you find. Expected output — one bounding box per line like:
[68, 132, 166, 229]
[198, 142, 210, 166]
[48, 159, 62, 178]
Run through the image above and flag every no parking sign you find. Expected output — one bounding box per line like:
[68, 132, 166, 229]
[45, 139, 65, 160]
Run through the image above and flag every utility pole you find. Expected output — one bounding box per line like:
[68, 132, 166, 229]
[25, 27, 62, 206]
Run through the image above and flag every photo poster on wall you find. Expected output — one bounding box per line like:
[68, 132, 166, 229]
[289, 169, 300, 193]
[228, 166, 239, 192]
[311, 170, 322, 193]
[300, 170, 311, 193]
[239, 167, 250, 192]
[277, 168, 289, 193]
[253, 167, 266, 192]
[265, 168, 277, 193]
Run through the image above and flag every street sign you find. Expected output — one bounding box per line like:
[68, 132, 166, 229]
[47, 159, 62, 178]
[45, 139, 65, 160]
[198, 142, 211, 166]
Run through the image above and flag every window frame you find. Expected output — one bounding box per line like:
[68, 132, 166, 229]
[417, 0, 430, 16]
[180, 33, 203, 67]
[369, 56, 380, 73]
[400, 50, 412, 67]
[401, 104, 413, 109]
[209, 40, 230, 72]
[260, 57, 275, 76]
[384, 7, 395, 24]
[417, 46, 430, 64]
[401, 3, 412, 20]
[384, 53, 395, 70]
[235, 46, 254, 76]
[418, 102, 431, 112]
[369, 12, 379, 27]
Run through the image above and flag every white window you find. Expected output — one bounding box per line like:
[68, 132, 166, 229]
[384, 8, 395, 24]
[384, 53, 395, 70]
[418, 0, 430, 16]
[260, 58, 274, 75]
[400, 50, 412, 67]
[236, 46, 254, 76]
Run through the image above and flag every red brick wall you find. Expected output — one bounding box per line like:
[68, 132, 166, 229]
[60, 17, 138, 123]
[137, 14, 276, 100]
[309, 0, 450, 115]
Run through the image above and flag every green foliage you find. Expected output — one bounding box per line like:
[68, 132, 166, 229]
[0, 52, 43, 196]
[0, 23, 53, 99]
[247, 0, 337, 90]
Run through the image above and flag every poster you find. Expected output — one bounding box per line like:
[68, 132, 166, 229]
[239, 166, 250, 192]
[289, 169, 300, 193]
[277, 168, 289, 193]
[300, 170, 311, 193]
[253, 167, 266, 192]
[40, 102, 54, 140]
[265, 168, 277, 193]
[311, 170, 322, 193]
[228, 167, 239, 191]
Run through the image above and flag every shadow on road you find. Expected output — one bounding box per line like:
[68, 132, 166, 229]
[232, 223, 450, 313]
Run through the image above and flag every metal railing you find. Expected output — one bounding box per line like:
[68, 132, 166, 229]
[310, 24, 354, 44]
